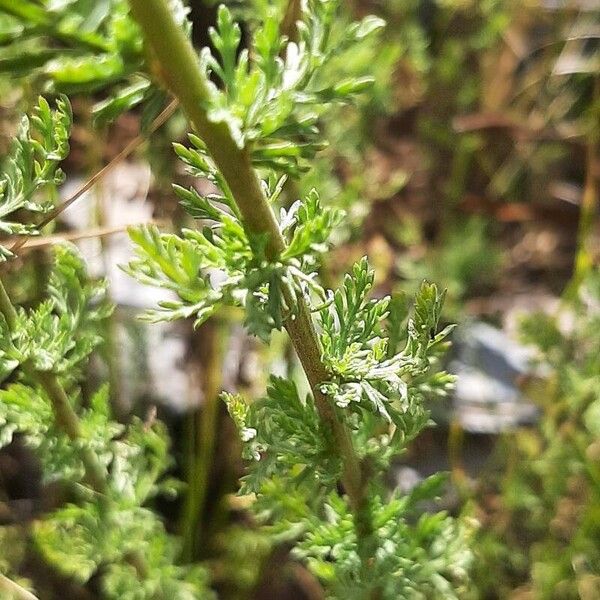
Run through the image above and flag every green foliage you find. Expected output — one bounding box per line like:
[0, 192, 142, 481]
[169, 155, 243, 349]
[0, 0, 138, 89]
[35, 496, 211, 598]
[223, 376, 338, 495]
[319, 259, 453, 432]
[0, 0, 183, 124]
[119, 2, 473, 597]
[197, 2, 384, 175]
[472, 271, 600, 598]
[126, 139, 341, 339]
[297, 489, 473, 599]
[0, 95, 71, 259]
[222, 263, 468, 596]
[1, 244, 112, 378]
[0, 244, 214, 599]
[0, 95, 213, 598]
[0, 1, 477, 597]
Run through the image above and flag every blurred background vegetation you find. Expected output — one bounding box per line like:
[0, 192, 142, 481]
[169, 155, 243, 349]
[0, 0, 598, 598]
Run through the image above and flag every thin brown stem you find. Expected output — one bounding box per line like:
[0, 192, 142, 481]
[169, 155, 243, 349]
[8, 100, 178, 257]
[5, 222, 162, 251]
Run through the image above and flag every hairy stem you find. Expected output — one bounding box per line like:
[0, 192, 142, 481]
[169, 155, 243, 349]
[128, 0, 375, 561]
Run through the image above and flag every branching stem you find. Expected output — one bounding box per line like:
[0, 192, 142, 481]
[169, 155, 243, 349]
[0, 277, 164, 589]
[127, 0, 377, 572]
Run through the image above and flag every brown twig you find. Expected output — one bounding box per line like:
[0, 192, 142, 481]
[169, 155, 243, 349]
[3, 221, 164, 252]
[8, 99, 178, 256]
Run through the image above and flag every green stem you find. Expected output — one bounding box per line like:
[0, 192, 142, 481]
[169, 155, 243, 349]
[180, 319, 228, 561]
[35, 370, 108, 494]
[88, 112, 125, 421]
[565, 76, 599, 300]
[0, 574, 39, 600]
[128, 0, 375, 563]
[0, 276, 18, 329]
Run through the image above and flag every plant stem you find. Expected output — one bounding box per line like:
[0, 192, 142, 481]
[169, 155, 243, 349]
[0, 275, 18, 329]
[180, 319, 228, 561]
[88, 111, 125, 421]
[0, 278, 162, 591]
[127, 0, 375, 560]
[35, 370, 108, 494]
[0, 574, 39, 600]
[565, 76, 599, 300]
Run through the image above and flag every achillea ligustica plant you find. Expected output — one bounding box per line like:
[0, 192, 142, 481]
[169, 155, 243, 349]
[123, 1, 473, 598]
[0, 1, 473, 598]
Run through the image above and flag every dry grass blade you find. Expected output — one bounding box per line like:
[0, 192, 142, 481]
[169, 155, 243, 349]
[9, 221, 166, 252]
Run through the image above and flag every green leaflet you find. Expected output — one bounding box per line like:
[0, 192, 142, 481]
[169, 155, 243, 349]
[126, 174, 340, 340]
[196, 2, 384, 174]
[319, 259, 454, 428]
[0, 96, 71, 260]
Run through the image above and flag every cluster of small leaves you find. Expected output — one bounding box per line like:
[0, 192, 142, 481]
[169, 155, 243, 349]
[124, 0, 382, 334]
[297, 481, 474, 599]
[0, 0, 139, 86]
[0, 383, 108, 484]
[197, 1, 384, 175]
[0, 244, 214, 599]
[0, 243, 112, 380]
[32, 408, 209, 598]
[319, 259, 454, 443]
[0, 2, 475, 597]
[222, 257, 471, 596]
[0, 0, 187, 125]
[126, 134, 341, 340]
[0, 95, 71, 259]
[223, 377, 339, 496]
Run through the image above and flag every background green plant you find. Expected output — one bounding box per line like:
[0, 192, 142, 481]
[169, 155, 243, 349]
[0, 0, 597, 599]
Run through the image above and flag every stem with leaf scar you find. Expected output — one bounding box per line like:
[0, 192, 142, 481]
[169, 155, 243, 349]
[127, 0, 377, 576]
